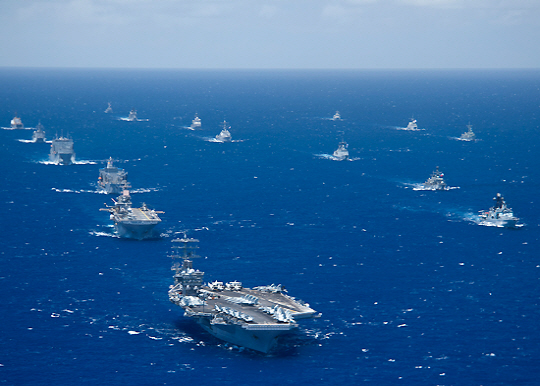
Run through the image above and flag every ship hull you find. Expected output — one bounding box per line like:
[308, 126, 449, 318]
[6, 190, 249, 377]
[195, 317, 290, 353]
[115, 221, 159, 240]
[49, 153, 75, 165]
[99, 183, 123, 195]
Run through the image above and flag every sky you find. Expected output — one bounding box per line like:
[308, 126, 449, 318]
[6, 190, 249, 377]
[1, 0, 539, 69]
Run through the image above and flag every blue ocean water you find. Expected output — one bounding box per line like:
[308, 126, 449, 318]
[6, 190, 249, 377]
[1, 68, 539, 385]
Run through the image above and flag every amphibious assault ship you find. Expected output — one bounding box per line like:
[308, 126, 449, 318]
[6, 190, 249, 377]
[168, 237, 319, 353]
[98, 157, 128, 194]
[215, 121, 232, 142]
[415, 166, 448, 191]
[32, 122, 46, 143]
[479, 193, 519, 228]
[100, 187, 162, 239]
[49, 134, 75, 165]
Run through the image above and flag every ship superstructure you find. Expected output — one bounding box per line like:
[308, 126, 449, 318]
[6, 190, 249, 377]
[190, 114, 202, 129]
[49, 134, 75, 165]
[100, 187, 162, 239]
[168, 237, 319, 353]
[11, 115, 24, 129]
[215, 121, 232, 142]
[32, 122, 46, 143]
[479, 193, 519, 228]
[459, 124, 476, 141]
[98, 157, 128, 194]
[127, 109, 137, 121]
[332, 141, 349, 161]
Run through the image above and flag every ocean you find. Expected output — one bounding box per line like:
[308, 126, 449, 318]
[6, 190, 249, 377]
[1, 68, 539, 385]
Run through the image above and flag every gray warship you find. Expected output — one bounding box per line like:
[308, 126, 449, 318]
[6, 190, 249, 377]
[32, 122, 46, 143]
[98, 157, 128, 194]
[49, 134, 75, 165]
[415, 166, 448, 191]
[168, 237, 319, 353]
[215, 121, 232, 142]
[100, 187, 162, 239]
[479, 193, 519, 228]
[104, 102, 113, 113]
[332, 141, 349, 161]
[190, 114, 202, 129]
[459, 124, 476, 141]
[11, 114, 24, 129]
[127, 109, 137, 121]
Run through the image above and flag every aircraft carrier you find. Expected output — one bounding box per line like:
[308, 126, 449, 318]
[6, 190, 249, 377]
[168, 237, 319, 353]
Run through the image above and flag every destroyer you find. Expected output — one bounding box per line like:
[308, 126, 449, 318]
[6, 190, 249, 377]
[190, 114, 202, 129]
[11, 114, 24, 129]
[104, 102, 113, 113]
[100, 187, 163, 239]
[98, 157, 128, 194]
[459, 124, 476, 141]
[415, 166, 448, 191]
[32, 122, 46, 143]
[168, 237, 319, 353]
[49, 134, 75, 165]
[333, 111, 341, 120]
[215, 121, 232, 142]
[479, 193, 519, 228]
[332, 141, 349, 161]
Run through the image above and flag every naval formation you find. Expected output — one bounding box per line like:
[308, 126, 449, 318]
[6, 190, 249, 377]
[6, 107, 523, 352]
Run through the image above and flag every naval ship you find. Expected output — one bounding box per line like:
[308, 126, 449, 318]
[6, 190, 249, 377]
[127, 109, 137, 121]
[459, 124, 476, 141]
[104, 102, 113, 113]
[215, 121, 232, 142]
[100, 187, 163, 239]
[190, 114, 202, 129]
[333, 111, 341, 120]
[168, 237, 319, 353]
[399, 118, 419, 131]
[416, 166, 448, 191]
[49, 134, 75, 165]
[11, 114, 24, 129]
[98, 157, 128, 194]
[479, 193, 519, 228]
[32, 122, 46, 143]
[332, 141, 349, 161]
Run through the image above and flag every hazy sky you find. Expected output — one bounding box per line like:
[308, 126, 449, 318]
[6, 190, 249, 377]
[1, 0, 539, 69]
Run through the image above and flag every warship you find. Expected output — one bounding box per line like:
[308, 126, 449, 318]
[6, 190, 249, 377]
[332, 141, 349, 161]
[32, 122, 46, 143]
[333, 111, 341, 120]
[215, 121, 232, 142]
[98, 157, 128, 194]
[168, 237, 319, 353]
[190, 114, 202, 129]
[459, 124, 476, 141]
[11, 114, 24, 129]
[479, 193, 519, 228]
[415, 166, 448, 191]
[401, 118, 419, 131]
[104, 102, 113, 113]
[49, 134, 75, 165]
[127, 109, 137, 121]
[100, 187, 163, 239]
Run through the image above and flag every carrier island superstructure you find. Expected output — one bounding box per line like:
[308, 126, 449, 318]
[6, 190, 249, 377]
[168, 237, 319, 353]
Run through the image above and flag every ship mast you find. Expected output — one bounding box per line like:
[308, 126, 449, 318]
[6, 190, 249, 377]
[169, 236, 203, 295]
